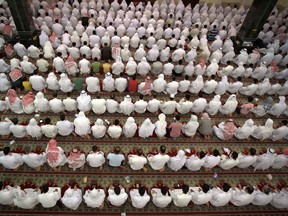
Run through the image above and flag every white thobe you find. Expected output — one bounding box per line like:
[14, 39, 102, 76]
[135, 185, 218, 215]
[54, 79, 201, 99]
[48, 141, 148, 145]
[203, 155, 220, 169]
[0, 186, 16, 205]
[63, 98, 77, 112]
[210, 187, 232, 207]
[22, 152, 46, 168]
[191, 187, 212, 205]
[130, 189, 150, 209]
[29, 75, 47, 91]
[270, 189, 288, 209]
[147, 99, 160, 113]
[14, 187, 40, 209]
[56, 120, 74, 136]
[83, 188, 105, 208]
[148, 153, 170, 170]
[170, 189, 192, 207]
[9, 124, 27, 138]
[253, 153, 276, 171]
[107, 125, 122, 139]
[106, 99, 119, 113]
[61, 188, 82, 210]
[107, 188, 128, 206]
[160, 101, 177, 115]
[77, 94, 92, 112]
[91, 98, 106, 114]
[115, 77, 127, 93]
[86, 77, 100, 93]
[230, 188, 255, 206]
[49, 98, 64, 113]
[271, 154, 287, 169]
[86, 151, 105, 167]
[176, 99, 193, 115]
[151, 188, 172, 208]
[0, 153, 24, 169]
[191, 98, 207, 114]
[128, 155, 147, 171]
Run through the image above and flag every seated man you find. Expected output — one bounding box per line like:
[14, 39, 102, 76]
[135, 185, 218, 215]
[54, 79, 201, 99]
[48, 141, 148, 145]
[86, 146, 105, 171]
[151, 185, 172, 208]
[107, 119, 122, 139]
[219, 150, 239, 170]
[147, 145, 170, 172]
[37, 184, 61, 208]
[83, 184, 106, 209]
[61, 182, 82, 210]
[130, 185, 150, 208]
[213, 119, 237, 140]
[107, 184, 128, 207]
[107, 146, 125, 168]
[0, 181, 16, 206]
[67, 148, 86, 171]
[191, 183, 212, 205]
[230, 184, 256, 206]
[22, 146, 47, 171]
[270, 187, 288, 209]
[41, 117, 58, 138]
[0, 146, 24, 170]
[14, 185, 40, 209]
[252, 185, 273, 206]
[210, 182, 232, 207]
[128, 148, 148, 172]
[185, 150, 206, 171]
[169, 184, 191, 207]
[237, 148, 258, 169]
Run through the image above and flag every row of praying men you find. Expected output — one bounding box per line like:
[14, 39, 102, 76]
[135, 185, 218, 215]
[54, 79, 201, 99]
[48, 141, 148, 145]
[0, 110, 288, 141]
[1, 85, 287, 117]
[0, 142, 287, 174]
[1, 178, 288, 210]
[1, 59, 288, 97]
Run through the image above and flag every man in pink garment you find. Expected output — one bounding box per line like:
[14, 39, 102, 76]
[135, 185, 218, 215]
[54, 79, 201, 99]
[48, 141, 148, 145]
[168, 115, 183, 138]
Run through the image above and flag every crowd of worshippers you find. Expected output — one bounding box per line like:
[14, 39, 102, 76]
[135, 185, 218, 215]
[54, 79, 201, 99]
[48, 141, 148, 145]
[0, 111, 288, 140]
[0, 142, 288, 172]
[1, 81, 288, 117]
[1, 175, 288, 210]
[0, 0, 288, 88]
[0, 144, 288, 210]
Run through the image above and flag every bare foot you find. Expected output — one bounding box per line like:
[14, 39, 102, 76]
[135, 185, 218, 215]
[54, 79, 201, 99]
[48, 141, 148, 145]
[143, 167, 148, 172]
[99, 166, 103, 171]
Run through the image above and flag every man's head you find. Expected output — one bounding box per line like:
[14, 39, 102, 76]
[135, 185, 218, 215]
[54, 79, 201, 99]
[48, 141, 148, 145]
[213, 149, 220, 157]
[182, 184, 189, 194]
[92, 145, 98, 152]
[202, 183, 210, 193]
[114, 146, 121, 154]
[175, 114, 180, 121]
[161, 186, 168, 195]
[53, 92, 58, 98]
[45, 118, 51, 124]
[114, 119, 120, 126]
[139, 186, 145, 196]
[199, 151, 206, 159]
[42, 184, 49, 193]
[222, 183, 231, 192]
[114, 185, 121, 195]
[231, 151, 238, 160]
[246, 186, 254, 194]
[3, 146, 10, 155]
[249, 148, 256, 156]
[11, 118, 18, 125]
[137, 148, 143, 156]
[160, 145, 166, 154]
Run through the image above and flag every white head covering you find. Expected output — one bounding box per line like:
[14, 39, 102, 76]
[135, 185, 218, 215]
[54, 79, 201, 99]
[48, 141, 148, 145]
[139, 118, 155, 138]
[123, 117, 137, 137]
[168, 150, 186, 171]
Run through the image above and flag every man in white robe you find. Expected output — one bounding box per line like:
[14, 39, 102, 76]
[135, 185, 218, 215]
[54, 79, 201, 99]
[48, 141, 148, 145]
[210, 183, 232, 207]
[185, 151, 205, 171]
[0, 146, 23, 170]
[191, 96, 207, 114]
[20, 56, 37, 74]
[270, 120, 288, 141]
[164, 76, 179, 95]
[49, 92, 65, 113]
[134, 95, 148, 114]
[230, 186, 256, 206]
[219, 151, 239, 170]
[103, 73, 115, 92]
[178, 75, 190, 93]
[130, 186, 150, 209]
[13, 42, 27, 58]
[253, 148, 276, 171]
[79, 55, 91, 74]
[107, 185, 128, 206]
[59, 73, 74, 92]
[107, 119, 122, 139]
[270, 188, 288, 209]
[237, 148, 258, 169]
[151, 186, 172, 208]
[91, 96, 106, 115]
[0, 182, 16, 206]
[203, 149, 221, 170]
[137, 57, 151, 77]
[171, 45, 185, 62]
[268, 96, 286, 117]
[86, 146, 105, 170]
[9, 118, 27, 138]
[119, 95, 134, 116]
[41, 118, 58, 138]
[13, 186, 40, 209]
[160, 95, 177, 115]
[63, 92, 77, 112]
[115, 73, 127, 93]
[169, 184, 192, 207]
[252, 186, 273, 206]
[147, 145, 170, 172]
[153, 74, 166, 93]
[176, 95, 193, 115]
[147, 94, 161, 113]
[86, 75, 100, 93]
[56, 114, 75, 137]
[83, 187, 106, 208]
[74, 111, 91, 138]
[27, 45, 41, 59]
[22, 147, 46, 171]
[61, 186, 82, 210]
[36, 54, 49, 72]
[202, 75, 218, 94]
[191, 184, 212, 205]
[29, 71, 47, 92]
[37, 184, 61, 208]
[128, 148, 148, 171]
[77, 90, 92, 113]
[106, 95, 119, 113]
